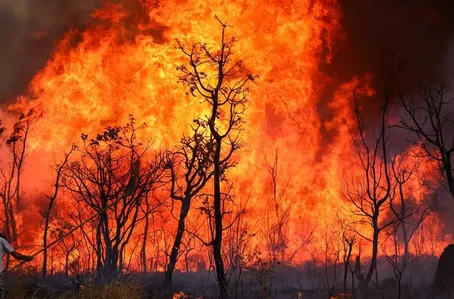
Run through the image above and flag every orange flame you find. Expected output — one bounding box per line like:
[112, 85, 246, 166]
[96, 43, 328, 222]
[0, 0, 448, 272]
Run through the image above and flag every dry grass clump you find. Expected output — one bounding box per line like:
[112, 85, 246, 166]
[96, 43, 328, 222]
[59, 282, 144, 299]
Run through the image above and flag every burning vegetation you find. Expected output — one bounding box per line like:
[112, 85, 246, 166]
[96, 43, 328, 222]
[0, 0, 453, 298]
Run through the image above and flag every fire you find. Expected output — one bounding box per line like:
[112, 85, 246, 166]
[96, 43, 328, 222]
[0, 0, 448, 275]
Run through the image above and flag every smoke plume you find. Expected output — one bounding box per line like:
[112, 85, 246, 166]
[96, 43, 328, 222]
[0, 0, 100, 102]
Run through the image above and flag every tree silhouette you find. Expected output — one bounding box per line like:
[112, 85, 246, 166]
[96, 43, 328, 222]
[164, 122, 213, 289]
[62, 116, 165, 282]
[345, 67, 398, 288]
[0, 109, 41, 248]
[399, 82, 454, 199]
[42, 144, 76, 283]
[176, 16, 257, 298]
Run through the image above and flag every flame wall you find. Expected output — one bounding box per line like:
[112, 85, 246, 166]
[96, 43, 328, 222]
[0, 0, 451, 271]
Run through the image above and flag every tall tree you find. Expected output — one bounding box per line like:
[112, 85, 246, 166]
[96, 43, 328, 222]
[345, 67, 398, 288]
[0, 109, 41, 247]
[41, 144, 76, 283]
[164, 122, 213, 289]
[176, 17, 257, 298]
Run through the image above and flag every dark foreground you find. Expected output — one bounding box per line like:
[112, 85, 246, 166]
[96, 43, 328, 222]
[0, 253, 448, 299]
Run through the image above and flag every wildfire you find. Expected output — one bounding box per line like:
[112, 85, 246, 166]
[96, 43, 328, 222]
[0, 0, 448, 275]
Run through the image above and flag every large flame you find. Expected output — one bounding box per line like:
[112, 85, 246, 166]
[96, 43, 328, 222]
[0, 0, 448, 271]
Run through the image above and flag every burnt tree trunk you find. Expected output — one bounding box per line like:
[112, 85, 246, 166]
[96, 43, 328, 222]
[175, 18, 255, 298]
[343, 241, 353, 293]
[165, 199, 190, 288]
[141, 211, 150, 273]
[213, 142, 228, 299]
[42, 207, 51, 282]
[365, 222, 379, 287]
[399, 186, 410, 264]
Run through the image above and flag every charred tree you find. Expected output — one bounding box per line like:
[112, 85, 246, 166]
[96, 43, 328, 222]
[164, 123, 213, 289]
[139, 192, 151, 274]
[390, 153, 436, 264]
[399, 82, 454, 199]
[63, 116, 165, 282]
[265, 150, 292, 262]
[41, 144, 76, 283]
[0, 109, 41, 248]
[176, 17, 257, 298]
[339, 217, 356, 294]
[345, 66, 398, 288]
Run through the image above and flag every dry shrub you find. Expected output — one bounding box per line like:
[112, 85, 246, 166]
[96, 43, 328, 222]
[59, 282, 144, 299]
[4, 277, 34, 298]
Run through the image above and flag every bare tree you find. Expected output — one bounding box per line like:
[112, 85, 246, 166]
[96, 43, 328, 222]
[176, 16, 257, 298]
[399, 82, 454, 198]
[264, 150, 292, 262]
[50, 215, 81, 279]
[139, 193, 152, 274]
[345, 68, 398, 288]
[0, 109, 41, 247]
[63, 116, 165, 282]
[390, 152, 437, 264]
[57, 227, 78, 278]
[164, 122, 213, 289]
[382, 233, 410, 299]
[148, 212, 171, 272]
[41, 144, 76, 283]
[51, 214, 90, 289]
[223, 195, 257, 299]
[339, 217, 356, 294]
[179, 221, 202, 273]
[139, 190, 163, 274]
[322, 225, 341, 297]
[70, 201, 98, 276]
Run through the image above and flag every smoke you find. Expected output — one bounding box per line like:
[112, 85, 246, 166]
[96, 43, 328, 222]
[1, 0, 452, 104]
[439, 33, 454, 86]
[317, 0, 454, 150]
[0, 0, 100, 103]
[322, 0, 454, 233]
[333, 0, 454, 84]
